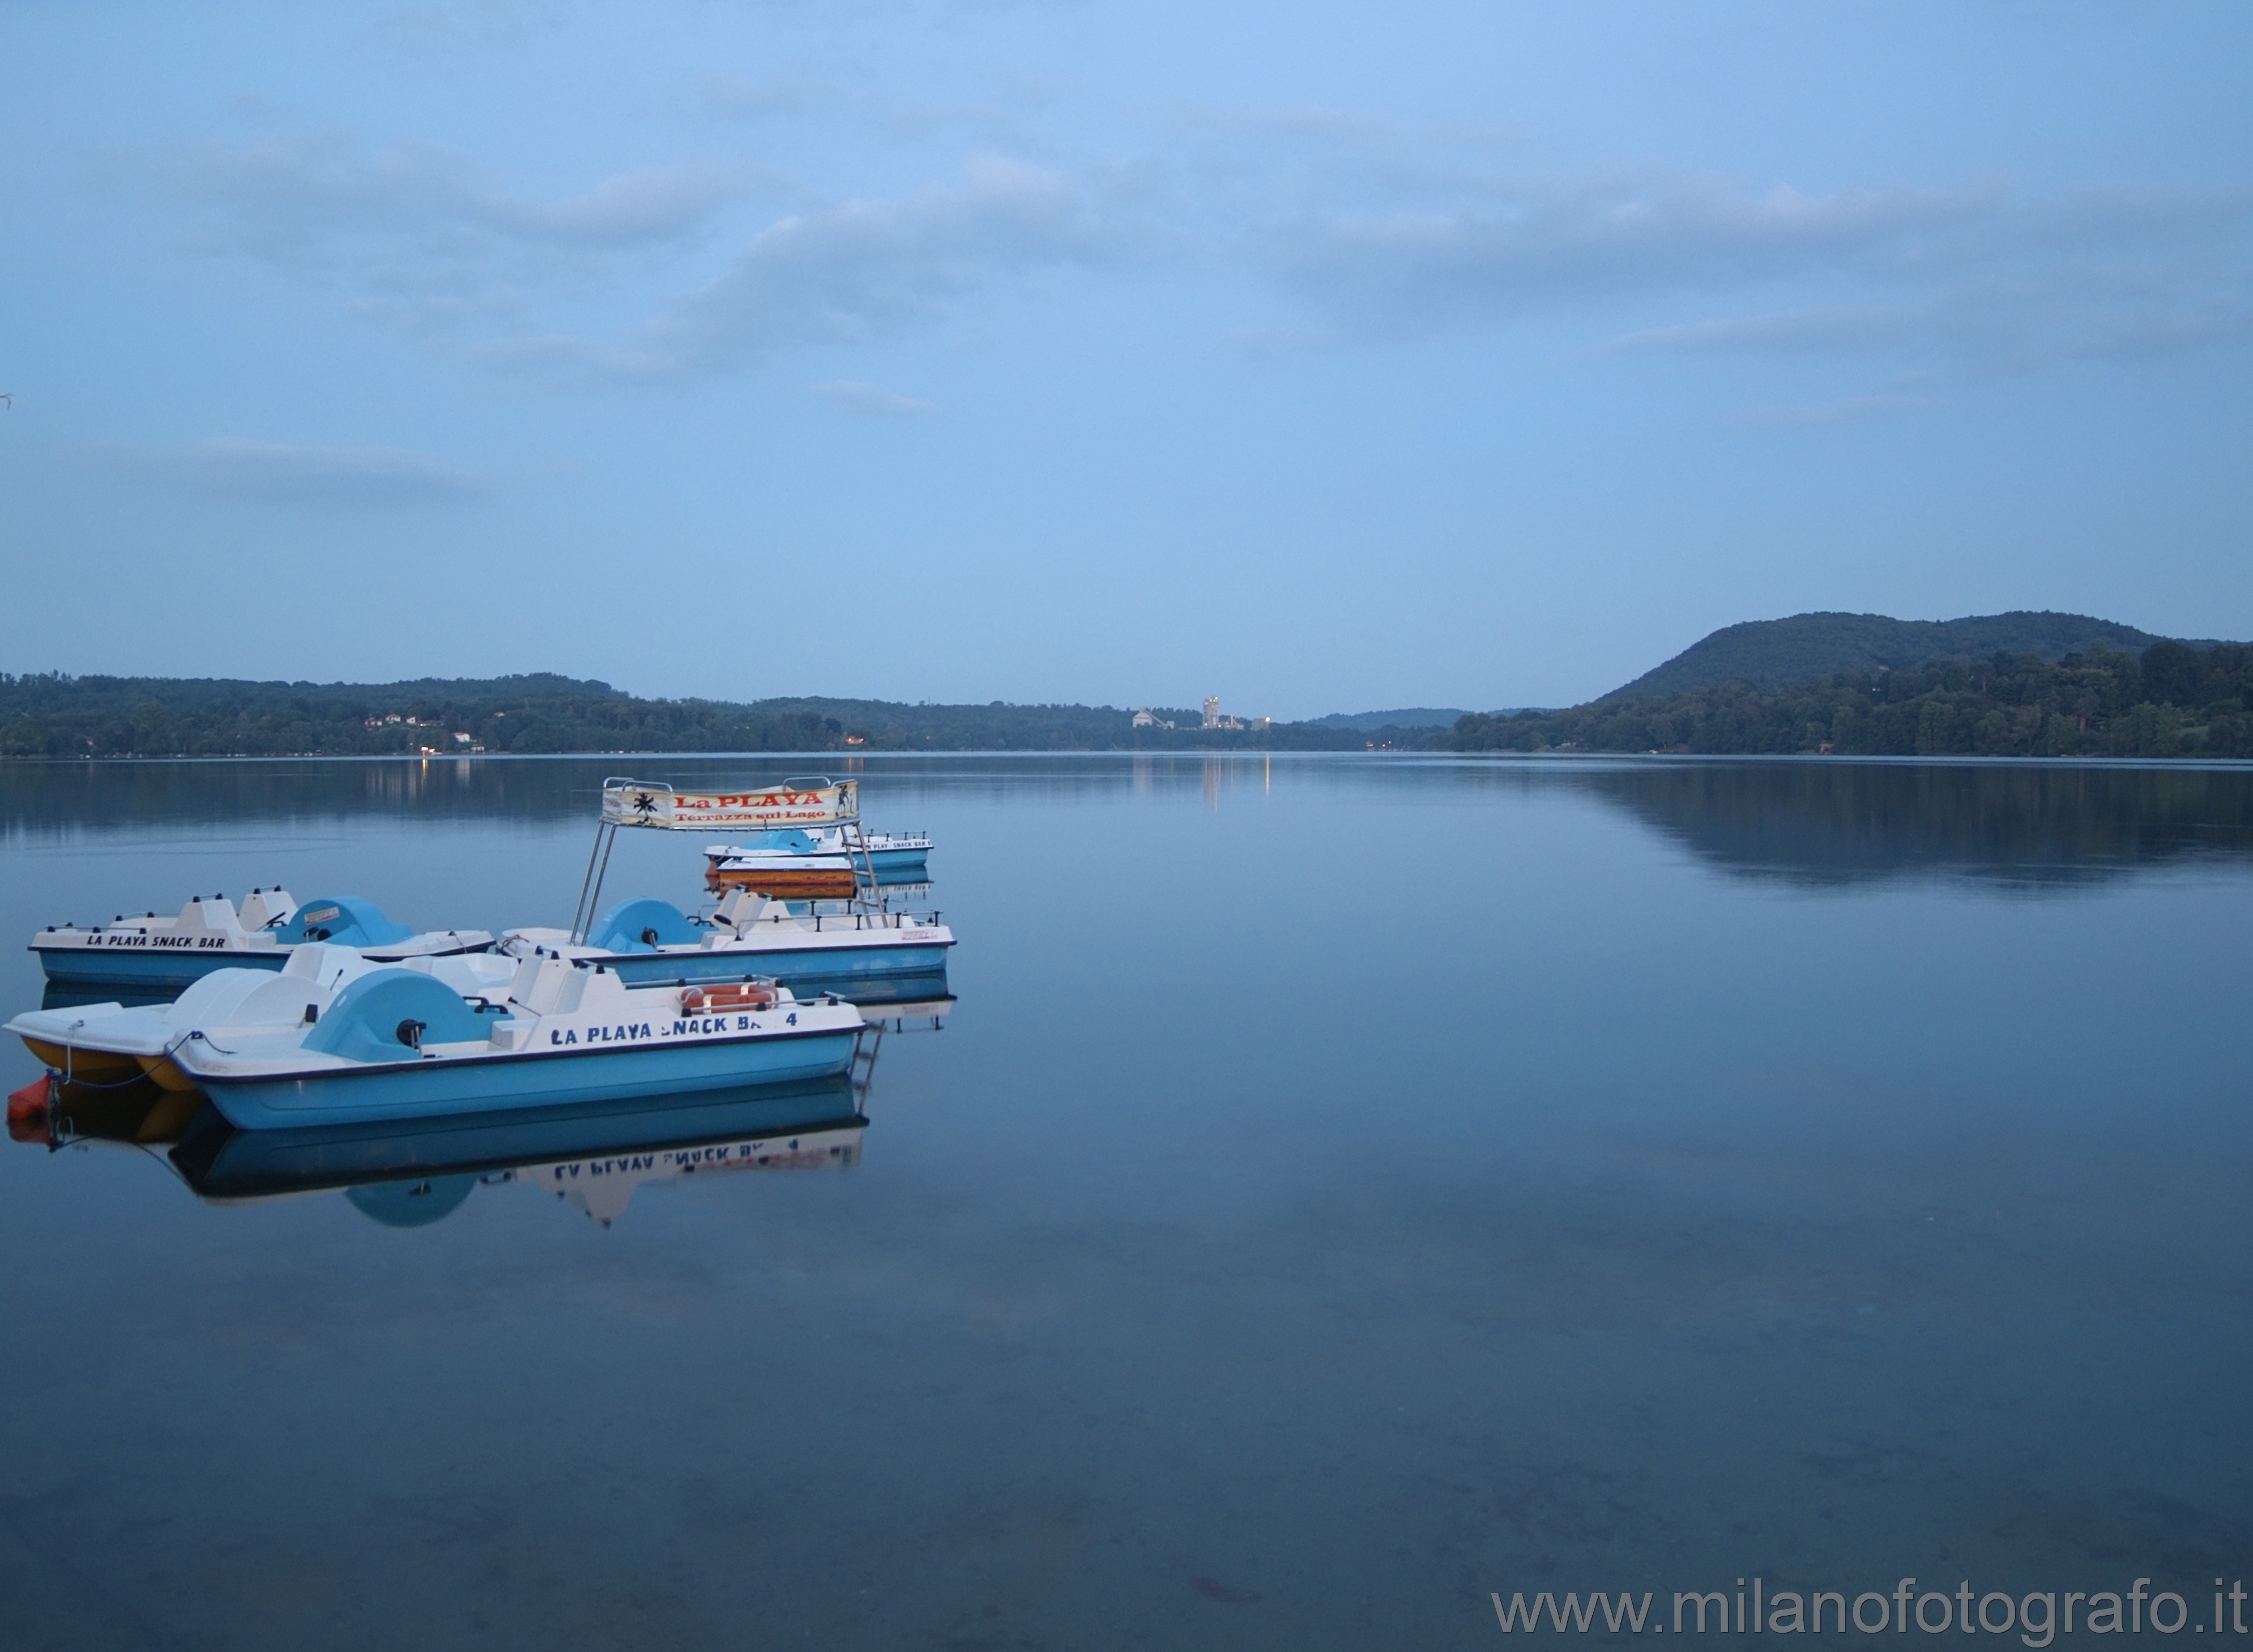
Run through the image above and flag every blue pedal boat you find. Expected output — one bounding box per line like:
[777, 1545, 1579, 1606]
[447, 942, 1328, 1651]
[14, 951, 867, 1130]
[703, 825, 932, 893]
[502, 893, 951, 1001]
[31, 890, 493, 994]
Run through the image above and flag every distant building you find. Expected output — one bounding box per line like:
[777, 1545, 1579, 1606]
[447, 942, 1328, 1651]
[1201, 696, 1245, 731]
[1133, 708, 1175, 729]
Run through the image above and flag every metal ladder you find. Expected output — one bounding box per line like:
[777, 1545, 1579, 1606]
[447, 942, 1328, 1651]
[850, 1023, 884, 1108]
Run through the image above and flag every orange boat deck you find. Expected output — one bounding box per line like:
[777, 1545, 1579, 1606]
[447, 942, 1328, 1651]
[705, 866, 861, 898]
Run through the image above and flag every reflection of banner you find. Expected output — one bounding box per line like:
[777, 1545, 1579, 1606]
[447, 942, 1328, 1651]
[601, 782, 858, 831]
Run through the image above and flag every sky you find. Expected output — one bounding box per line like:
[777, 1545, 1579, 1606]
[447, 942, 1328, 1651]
[1, 2, 2248, 719]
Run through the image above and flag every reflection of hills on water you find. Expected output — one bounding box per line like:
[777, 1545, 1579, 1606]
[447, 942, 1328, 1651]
[1572, 761, 2253, 889]
[1, 755, 607, 837]
[14, 1004, 946, 1227]
[0, 753, 1299, 837]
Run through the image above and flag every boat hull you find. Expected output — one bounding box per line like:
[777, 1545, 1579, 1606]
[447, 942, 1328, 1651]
[32, 937, 492, 994]
[198, 1025, 860, 1130]
[16, 1035, 144, 1082]
[32, 942, 289, 993]
[138, 1052, 204, 1093]
[171, 1075, 861, 1200]
[596, 941, 951, 995]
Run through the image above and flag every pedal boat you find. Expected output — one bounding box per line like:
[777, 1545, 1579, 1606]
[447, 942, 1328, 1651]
[703, 827, 932, 894]
[701, 838, 860, 899]
[11, 944, 517, 1092]
[9, 946, 863, 1130]
[502, 890, 953, 1001]
[31, 890, 494, 994]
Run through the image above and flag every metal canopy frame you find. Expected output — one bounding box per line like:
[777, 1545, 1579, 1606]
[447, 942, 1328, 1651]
[569, 776, 873, 944]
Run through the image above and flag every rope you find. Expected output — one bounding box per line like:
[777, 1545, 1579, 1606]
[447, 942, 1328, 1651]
[47, 1028, 200, 1091]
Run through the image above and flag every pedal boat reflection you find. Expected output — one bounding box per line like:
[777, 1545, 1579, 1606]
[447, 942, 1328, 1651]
[173, 1075, 871, 1227]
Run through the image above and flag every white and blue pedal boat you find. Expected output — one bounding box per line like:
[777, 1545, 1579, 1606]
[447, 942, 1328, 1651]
[538, 780, 951, 1001]
[502, 889, 952, 1001]
[7, 944, 864, 1130]
[703, 825, 932, 895]
[30, 889, 493, 996]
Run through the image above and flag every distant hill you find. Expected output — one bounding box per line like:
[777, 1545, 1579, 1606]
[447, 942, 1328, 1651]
[1440, 627, 2253, 760]
[1605, 611, 2230, 701]
[0, 675, 1372, 758]
[1309, 707, 1473, 731]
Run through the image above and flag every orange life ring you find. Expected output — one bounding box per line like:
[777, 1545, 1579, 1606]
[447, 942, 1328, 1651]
[679, 982, 779, 1013]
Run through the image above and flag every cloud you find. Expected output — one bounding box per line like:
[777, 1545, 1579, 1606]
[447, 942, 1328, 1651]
[1266, 175, 2003, 318]
[1612, 286, 2252, 377]
[169, 130, 1132, 375]
[180, 133, 751, 248]
[152, 107, 2251, 389]
[100, 438, 485, 505]
[167, 129, 759, 324]
[1257, 166, 2253, 369]
[809, 381, 935, 417]
[1725, 394, 1943, 428]
[369, 2, 566, 54]
[611, 155, 1129, 372]
[1613, 306, 1910, 355]
[697, 72, 820, 121]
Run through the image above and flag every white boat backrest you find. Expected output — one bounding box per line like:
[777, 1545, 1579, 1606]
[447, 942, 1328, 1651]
[224, 970, 356, 1029]
[172, 966, 293, 1029]
[281, 942, 375, 989]
[170, 897, 247, 939]
[236, 889, 297, 930]
[511, 953, 582, 1015]
[571, 967, 635, 1016]
[423, 953, 518, 997]
[712, 887, 790, 934]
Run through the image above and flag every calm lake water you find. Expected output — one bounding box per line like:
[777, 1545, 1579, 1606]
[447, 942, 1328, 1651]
[2, 754, 2248, 1650]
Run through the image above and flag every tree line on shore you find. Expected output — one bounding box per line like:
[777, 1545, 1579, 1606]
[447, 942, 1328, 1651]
[10, 638, 2250, 761]
[0, 675, 1404, 757]
[1435, 641, 2253, 759]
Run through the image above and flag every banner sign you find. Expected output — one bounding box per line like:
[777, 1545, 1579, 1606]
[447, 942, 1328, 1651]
[601, 781, 859, 831]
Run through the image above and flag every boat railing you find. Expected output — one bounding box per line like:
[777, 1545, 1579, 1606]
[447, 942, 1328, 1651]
[803, 907, 941, 933]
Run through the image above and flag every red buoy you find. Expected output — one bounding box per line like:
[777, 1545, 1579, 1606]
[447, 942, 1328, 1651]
[7, 1074, 55, 1128]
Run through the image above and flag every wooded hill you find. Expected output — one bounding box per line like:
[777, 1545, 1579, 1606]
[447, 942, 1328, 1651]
[1607, 610, 2197, 699]
[1439, 636, 2253, 759]
[0, 675, 1410, 757]
[8, 611, 2248, 761]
